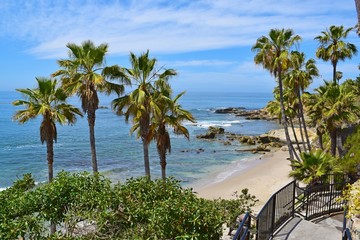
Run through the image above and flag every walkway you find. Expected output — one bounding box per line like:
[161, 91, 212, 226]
[273, 214, 343, 240]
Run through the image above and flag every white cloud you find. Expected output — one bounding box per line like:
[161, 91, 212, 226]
[0, 0, 358, 59]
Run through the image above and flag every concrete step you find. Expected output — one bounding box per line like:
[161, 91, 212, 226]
[273, 216, 342, 240]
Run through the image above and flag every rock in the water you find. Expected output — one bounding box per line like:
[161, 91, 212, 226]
[196, 132, 216, 139]
[196, 126, 224, 139]
[214, 107, 245, 114]
[209, 126, 225, 134]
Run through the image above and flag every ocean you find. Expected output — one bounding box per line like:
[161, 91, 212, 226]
[0, 91, 281, 189]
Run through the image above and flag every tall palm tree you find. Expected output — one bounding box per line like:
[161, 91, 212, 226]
[284, 51, 319, 151]
[13, 78, 82, 234]
[112, 50, 177, 177]
[52, 40, 128, 173]
[315, 25, 357, 84]
[13, 78, 82, 182]
[152, 90, 195, 180]
[252, 28, 301, 160]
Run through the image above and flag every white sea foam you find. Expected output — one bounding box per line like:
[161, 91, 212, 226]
[195, 120, 243, 128]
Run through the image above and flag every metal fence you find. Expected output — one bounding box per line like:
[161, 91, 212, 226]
[294, 174, 356, 221]
[233, 212, 251, 240]
[255, 180, 296, 240]
[252, 174, 358, 240]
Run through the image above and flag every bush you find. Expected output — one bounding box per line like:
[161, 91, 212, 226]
[0, 173, 258, 239]
[341, 125, 360, 174]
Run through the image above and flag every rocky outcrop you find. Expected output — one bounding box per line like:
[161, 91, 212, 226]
[265, 128, 316, 144]
[196, 126, 225, 139]
[214, 107, 277, 121]
[214, 107, 245, 114]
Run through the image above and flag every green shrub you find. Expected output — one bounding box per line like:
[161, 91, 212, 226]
[0, 173, 258, 239]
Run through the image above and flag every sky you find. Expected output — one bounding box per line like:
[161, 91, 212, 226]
[0, 0, 359, 93]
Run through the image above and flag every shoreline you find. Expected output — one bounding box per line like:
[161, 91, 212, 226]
[190, 148, 293, 212]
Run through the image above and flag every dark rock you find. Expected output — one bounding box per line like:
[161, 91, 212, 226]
[196, 132, 216, 139]
[215, 107, 245, 114]
[257, 135, 281, 144]
[209, 126, 225, 134]
[247, 138, 256, 145]
[222, 141, 232, 146]
[236, 148, 258, 152]
[196, 148, 205, 154]
[196, 126, 225, 139]
[256, 145, 270, 152]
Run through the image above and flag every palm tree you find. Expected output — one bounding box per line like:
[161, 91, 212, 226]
[152, 90, 195, 180]
[306, 81, 359, 156]
[289, 149, 335, 185]
[52, 40, 128, 173]
[13, 78, 82, 182]
[284, 51, 319, 151]
[112, 50, 177, 177]
[252, 28, 301, 160]
[314, 25, 357, 84]
[13, 78, 82, 234]
[303, 92, 326, 150]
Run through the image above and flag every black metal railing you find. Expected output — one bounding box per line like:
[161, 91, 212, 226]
[343, 228, 353, 240]
[233, 212, 251, 240]
[251, 174, 358, 240]
[294, 174, 356, 220]
[342, 208, 353, 240]
[255, 180, 296, 240]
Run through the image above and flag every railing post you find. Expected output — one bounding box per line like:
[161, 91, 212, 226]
[305, 189, 309, 220]
[328, 182, 334, 215]
[256, 218, 259, 240]
[271, 195, 276, 238]
[292, 180, 296, 217]
[247, 215, 251, 240]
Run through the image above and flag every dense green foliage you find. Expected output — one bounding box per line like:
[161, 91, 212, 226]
[0, 172, 257, 239]
[338, 125, 360, 174]
[289, 149, 337, 184]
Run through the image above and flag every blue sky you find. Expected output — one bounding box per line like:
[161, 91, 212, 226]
[0, 0, 359, 93]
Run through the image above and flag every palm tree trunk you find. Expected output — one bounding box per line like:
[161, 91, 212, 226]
[332, 62, 337, 84]
[47, 140, 54, 182]
[46, 139, 56, 234]
[298, 91, 311, 151]
[355, 0, 360, 33]
[160, 151, 167, 180]
[317, 128, 324, 150]
[88, 110, 98, 173]
[330, 130, 337, 156]
[142, 140, 151, 177]
[336, 128, 345, 157]
[297, 113, 306, 152]
[278, 69, 294, 160]
[140, 111, 151, 178]
[289, 116, 302, 154]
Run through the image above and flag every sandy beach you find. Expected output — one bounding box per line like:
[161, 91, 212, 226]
[192, 148, 293, 212]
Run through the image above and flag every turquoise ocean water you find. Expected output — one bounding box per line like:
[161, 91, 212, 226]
[0, 91, 281, 189]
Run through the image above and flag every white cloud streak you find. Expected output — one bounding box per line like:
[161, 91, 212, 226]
[0, 0, 358, 59]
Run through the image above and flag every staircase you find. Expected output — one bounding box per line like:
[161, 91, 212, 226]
[273, 215, 343, 240]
